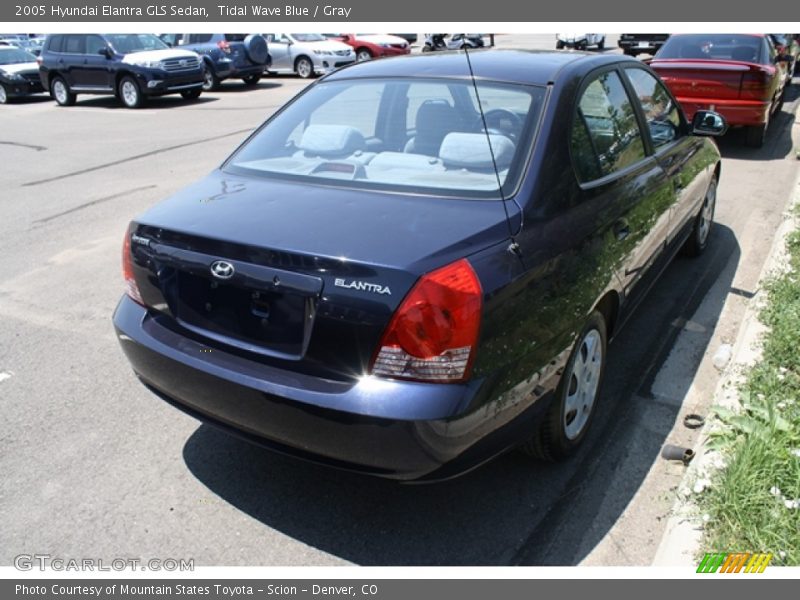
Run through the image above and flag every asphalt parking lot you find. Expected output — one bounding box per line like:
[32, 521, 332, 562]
[1, 34, 799, 566]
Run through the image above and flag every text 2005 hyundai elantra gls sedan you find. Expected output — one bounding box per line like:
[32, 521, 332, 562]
[114, 50, 726, 481]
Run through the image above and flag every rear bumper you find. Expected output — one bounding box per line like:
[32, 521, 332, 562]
[113, 295, 546, 480]
[676, 96, 772, 126]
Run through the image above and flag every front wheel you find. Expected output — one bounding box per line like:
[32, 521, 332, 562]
[51, 76, 76, 106]
[180, 88, 201, 100]
[521, 311, 608, 461]
[682, 176, 717, 257]
[0, 84, 8, 104]
[118, 76, 144, 108]
[202, 68, 220, 91]
[295, 56, 314, 79]
[242, 74, 261, 86]
[356, 48, 372, 61]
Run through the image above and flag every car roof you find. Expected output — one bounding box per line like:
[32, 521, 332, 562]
[323, 49, 637, 86]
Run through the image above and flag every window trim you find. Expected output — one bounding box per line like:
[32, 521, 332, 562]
[568, 64, 650, 187]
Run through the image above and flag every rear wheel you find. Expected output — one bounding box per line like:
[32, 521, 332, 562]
[50, 76, 75, 106]
[118, 76, 144, 108]
[295, 56, 314, 79]
[0, 84, 8, 104]
[242, 74, 261, 86]
[745, 119, 768, 148]
[682, 176, 717, 257]
[521, 311, 608, 461]
[180, 88, 201, 100]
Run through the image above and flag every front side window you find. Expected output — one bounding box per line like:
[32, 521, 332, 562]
[571, 70, 646, 182]
[226, 78, 545, 198]
[625, 67, 683, 148]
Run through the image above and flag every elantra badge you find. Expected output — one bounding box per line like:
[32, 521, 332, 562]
[210, 260, 235, 280]
[334, 278, 391, 295]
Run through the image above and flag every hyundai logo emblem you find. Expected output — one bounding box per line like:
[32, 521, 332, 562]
[210, 260, 235, 280]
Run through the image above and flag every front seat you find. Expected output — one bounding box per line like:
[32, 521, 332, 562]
[404, 100, 461, 156]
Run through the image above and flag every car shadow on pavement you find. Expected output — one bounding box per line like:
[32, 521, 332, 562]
[182, 224, 740, 566]
[210, 81, 284, 92]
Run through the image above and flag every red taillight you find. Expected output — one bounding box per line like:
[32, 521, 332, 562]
[217, 40, 231, 53]
[122, 227, 144, 306]
[370, 259, 482, 383]
[740, 67, 773, 99]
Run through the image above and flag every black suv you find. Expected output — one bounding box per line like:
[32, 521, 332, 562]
[160, 34, 269, 91]
[39, 33, 205, 108]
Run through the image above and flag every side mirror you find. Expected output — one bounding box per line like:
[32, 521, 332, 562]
[692, 110, 727, 136]
[98, 46, 112, 58]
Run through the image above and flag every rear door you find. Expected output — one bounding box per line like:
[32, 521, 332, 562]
[622, 65, 711, 246]
[570, 67, 675, 308]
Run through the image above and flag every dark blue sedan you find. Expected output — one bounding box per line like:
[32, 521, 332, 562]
[114, 50, 725, 481]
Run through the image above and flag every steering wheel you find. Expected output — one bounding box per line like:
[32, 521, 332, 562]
[474, 108, 524, 141]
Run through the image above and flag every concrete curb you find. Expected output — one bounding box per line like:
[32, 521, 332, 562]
[652, 143, 800, 566]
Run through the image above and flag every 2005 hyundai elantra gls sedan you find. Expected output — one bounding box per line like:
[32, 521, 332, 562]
[114, 50, 726, 481]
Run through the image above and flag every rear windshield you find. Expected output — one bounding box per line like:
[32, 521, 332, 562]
[225, 77, 545, 199]
[656, 34, 767, 64]
[291, 34, 327, 42]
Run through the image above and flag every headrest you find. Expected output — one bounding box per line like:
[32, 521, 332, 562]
[297, 125, 365, 156]
[439, 133, 515, 170]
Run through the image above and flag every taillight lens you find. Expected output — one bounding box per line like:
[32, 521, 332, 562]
[122, 226, 144, 306]
[217, 40, 231, 53]
[371, 259, 482, 383]
[740, 67, 773, 100]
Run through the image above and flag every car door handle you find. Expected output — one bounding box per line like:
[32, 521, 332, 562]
[614, 220, 630, 241]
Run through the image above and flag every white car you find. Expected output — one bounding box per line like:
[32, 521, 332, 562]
[264, 33, 355, 78]
[556, 34, 605, 51]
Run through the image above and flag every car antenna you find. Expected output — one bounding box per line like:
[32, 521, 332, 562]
[462, 45, 522, 256]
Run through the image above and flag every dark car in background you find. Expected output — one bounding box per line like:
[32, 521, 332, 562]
[114, 50, 724, 481]
[160, 34, 269, 91]
[39, 33, 204, 108]
[618, 33, 670, 56]
[0, 45, 44, 103]
[651, 33, 789, 147]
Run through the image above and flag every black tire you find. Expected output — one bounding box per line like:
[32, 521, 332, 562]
[242, 74, 261, 86]
[202, 66, 220, 91]
[597, 38, 605, 50]
[356, 48, 373, 62]
[0, 84, 8, 104]
[745, 120, 768, 148]
[294, 56, 314, 79]
[421, 44, 433, 52]
[180, 88, 202, 100]
[521, 311, 608, 461]
[50, 76, 75, 106]
[556, 40, 564, 49]
[682, 176, 717, 257]
[118, 76, 144, 108]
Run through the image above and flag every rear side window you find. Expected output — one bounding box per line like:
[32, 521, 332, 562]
[187, 34, 213, 44]
[46, 34, 63, 53]
[625, 67, 683, 148]
[63, 35, 85, 54]
[571, 70, 646, 183]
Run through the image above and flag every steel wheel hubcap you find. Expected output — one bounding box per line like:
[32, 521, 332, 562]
[121, 81, 137, 105]
[54, 81, 66, 103]
[564, 329, 603, 440]
[698, 183, 716, 244]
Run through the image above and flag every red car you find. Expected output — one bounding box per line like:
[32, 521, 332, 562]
[324, 33, 410, 61]
[650, 34, 790, 147]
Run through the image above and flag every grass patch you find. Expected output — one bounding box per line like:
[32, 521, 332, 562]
[702, 209, 800, 565]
